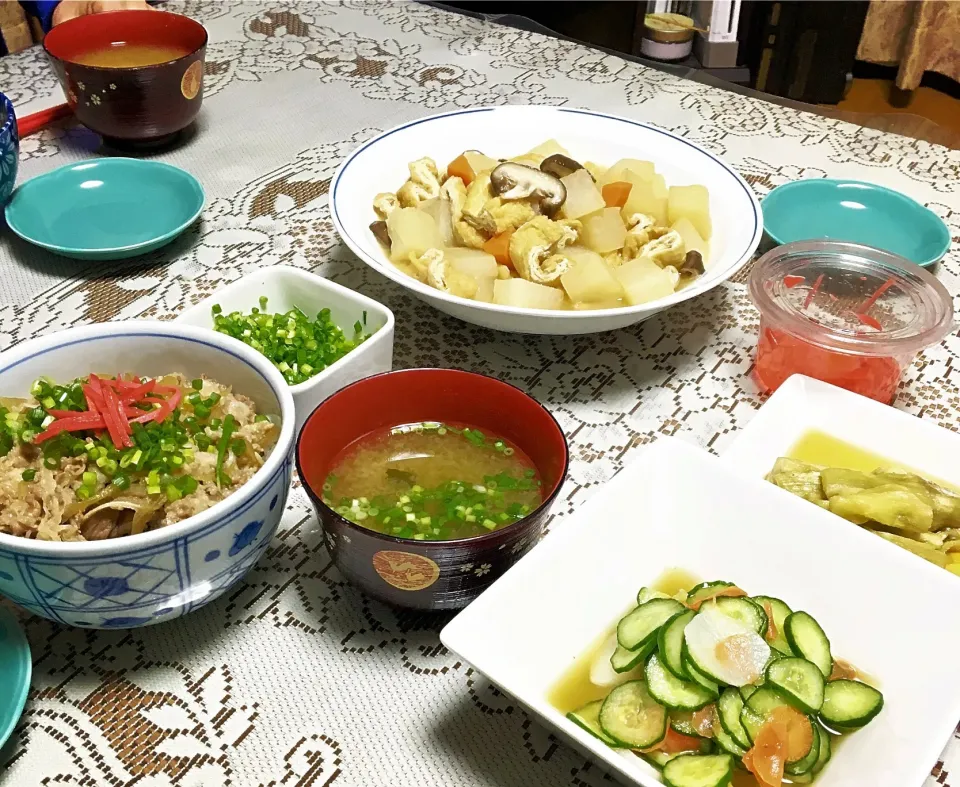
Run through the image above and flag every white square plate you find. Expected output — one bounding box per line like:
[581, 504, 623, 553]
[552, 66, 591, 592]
[177, 266, 394, 433]
[722, 374, 960, 488]
[441, 437, 960, 787]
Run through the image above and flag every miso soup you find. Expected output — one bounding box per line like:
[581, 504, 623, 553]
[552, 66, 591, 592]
[322, 422, 542, 540]
[71, 43, 192, 68]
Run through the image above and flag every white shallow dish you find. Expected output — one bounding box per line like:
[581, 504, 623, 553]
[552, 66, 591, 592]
[331, 106, 762, 335]
[723, 374, 960, 489]
[177, 266, 394, 433]
[441, 437, 960, 787]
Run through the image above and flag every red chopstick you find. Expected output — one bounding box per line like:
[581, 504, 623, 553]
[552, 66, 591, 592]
[16, 103, 73, 137]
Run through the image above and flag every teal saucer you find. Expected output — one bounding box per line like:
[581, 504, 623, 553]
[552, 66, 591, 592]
[5, 158, 204, 260]
[0, 605, 30, 749]
[762, 179, 951, 268]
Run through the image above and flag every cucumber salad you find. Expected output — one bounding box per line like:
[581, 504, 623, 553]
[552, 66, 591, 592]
[565, 580, 883, 787]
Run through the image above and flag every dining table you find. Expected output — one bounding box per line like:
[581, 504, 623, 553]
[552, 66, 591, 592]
[1, 1, 959, 785]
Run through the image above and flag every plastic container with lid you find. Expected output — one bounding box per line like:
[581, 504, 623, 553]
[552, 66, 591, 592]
[748, 241, 954, 404]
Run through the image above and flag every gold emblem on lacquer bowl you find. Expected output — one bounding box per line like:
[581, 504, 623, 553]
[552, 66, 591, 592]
[372, 550, 440, 591]
[181, 60, 203, 100]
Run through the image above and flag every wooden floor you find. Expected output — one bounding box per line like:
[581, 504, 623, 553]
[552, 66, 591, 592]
[821, 78, 960, 149]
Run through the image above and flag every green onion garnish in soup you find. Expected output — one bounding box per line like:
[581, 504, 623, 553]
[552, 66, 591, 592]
[321, 422, 542, 540]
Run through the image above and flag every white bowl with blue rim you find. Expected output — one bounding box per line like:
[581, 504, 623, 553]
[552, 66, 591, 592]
[0, 322, 295, 629]
[331, 106, 762, 335]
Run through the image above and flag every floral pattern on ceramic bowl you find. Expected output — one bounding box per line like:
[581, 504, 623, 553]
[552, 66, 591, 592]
[0, 322, 295, 629]
[0, 92, 18, 205]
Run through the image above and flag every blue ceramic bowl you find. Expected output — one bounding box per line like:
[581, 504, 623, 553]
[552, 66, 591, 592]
[0, 92, 18, 206]
[0, 605, 29, 748]
[0, 322, 295, 629]
[762, 179, 951, 268]
[5, 158, 203, 260]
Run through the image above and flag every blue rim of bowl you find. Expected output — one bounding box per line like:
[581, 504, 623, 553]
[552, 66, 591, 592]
[4, 158, 205, 256]
[762, 178, 952, 268]
[330, 106, 763, 320]
[0, 92, 15, 144]
[0, 606, 30, 750]
[295, 367, 571, 550]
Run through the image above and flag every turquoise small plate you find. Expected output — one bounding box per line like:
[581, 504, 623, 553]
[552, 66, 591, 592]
[0, 606, 30, 749]
[762, 179, 951, 268]
[5, 158, 204, 260]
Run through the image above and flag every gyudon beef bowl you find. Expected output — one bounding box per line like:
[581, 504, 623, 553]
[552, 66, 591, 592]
[0, 322, 294, 628]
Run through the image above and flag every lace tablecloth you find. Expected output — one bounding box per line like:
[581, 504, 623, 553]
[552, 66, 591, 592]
[1, 3, 958, 785]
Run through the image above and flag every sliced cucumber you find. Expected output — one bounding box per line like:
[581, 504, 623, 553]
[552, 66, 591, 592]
[644, 750, 682, 769]
[646, 653, 716, 711]
[785, 722, 820, 776]
[567, 700, 621, 747]
[638, 586, 671, 604]
[739, 685, 759, 702]
[717, 688, 751, 749]
[681, 643, 720, 698]
[662, 753, 734, 787]
[686, 581, 737, 609]
[611, 638, 655, 673]
[659, 609, 696, 680]
[670, 711, 701, 738]
[741, 687, 792, 743]
[599, 680, 667, 748]
[617, 598, 686, 650]
[784, 611, 832, 678]
[712, 721, 746, 758]
[752, 595, 793, 653]
[765, 657, 825, 714]
[820, 679, 884, 728]
[713, 596, 768, 636]
[813, 723, 832, 774]
[746, 686, 793, 717]
[739, 704, 767, 745]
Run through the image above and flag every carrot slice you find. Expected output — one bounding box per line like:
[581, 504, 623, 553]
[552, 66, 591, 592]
[743, 717, 787, 787]
[768, 706, 813, 762]
[691, 704, 717, 738]
[761, 601, 777, 641]
[656, 727, 704, 754]
[601, 181, 632, 208]
[483, 230, 515, 267]
[447, 153, 475, 186]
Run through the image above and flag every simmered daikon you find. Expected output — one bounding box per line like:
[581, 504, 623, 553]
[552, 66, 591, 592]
[621, 174, 668, 225]
[668, 184, 712, 240]
[582, 208, 628, 254]
[374, 141, 715, 311]
[614, 256, 677, 305]
[561, 169, 606, 219]
[493, 278, 565, 310]
[387, 208, 443, 263]
[561, 254, 624, 304]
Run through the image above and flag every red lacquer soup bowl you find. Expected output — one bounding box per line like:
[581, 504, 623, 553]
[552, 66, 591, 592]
[296, 369, 569, 610]
[44, 10, 207, 145]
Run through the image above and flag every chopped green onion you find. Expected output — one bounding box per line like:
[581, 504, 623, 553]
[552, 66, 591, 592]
[82, 471, 97, 487]
[210, 297, 373, 385]
[21, 468, 36, 481]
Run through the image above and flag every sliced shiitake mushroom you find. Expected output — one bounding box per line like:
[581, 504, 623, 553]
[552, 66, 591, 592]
[540, 153, 590, 180]
[370, 220, 391, 247]
[678, 249, 705, 287]
[489, 162, 566, 216]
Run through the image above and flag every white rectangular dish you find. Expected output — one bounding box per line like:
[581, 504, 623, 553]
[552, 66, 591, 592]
[441, 437, 960, 787]
[177, 266, 394, 433]
[722, 374, 960, 488]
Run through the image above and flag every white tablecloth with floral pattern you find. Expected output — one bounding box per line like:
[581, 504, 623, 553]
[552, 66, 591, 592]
[0, 2, 958, 785]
